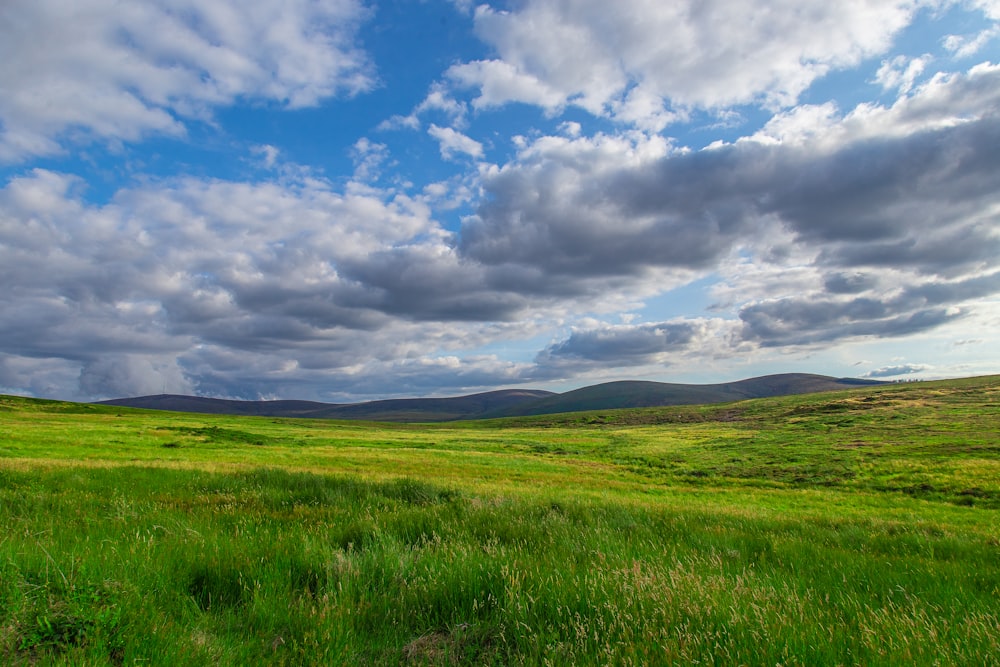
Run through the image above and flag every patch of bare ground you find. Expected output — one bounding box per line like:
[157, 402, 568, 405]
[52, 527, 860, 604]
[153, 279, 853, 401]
[402, 628, 463, 665]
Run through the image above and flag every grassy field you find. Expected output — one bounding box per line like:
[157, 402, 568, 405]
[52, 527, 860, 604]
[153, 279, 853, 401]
[1, 376, 998, 665]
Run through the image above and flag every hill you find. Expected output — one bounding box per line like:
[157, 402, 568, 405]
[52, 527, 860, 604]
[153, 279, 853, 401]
[94, 394, 335, 417]
[97, 373, 880, 422]
[97, 389, 556, 422]
[482, 373, 884, 417]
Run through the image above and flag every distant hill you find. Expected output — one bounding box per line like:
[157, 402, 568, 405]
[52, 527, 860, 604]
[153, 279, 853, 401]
[95, 394, 336, 417]
[303, 389, 557, 422]
[96, 374, 882, 422]
[481, 374, 884, 418]
[97, 389, 556, 422]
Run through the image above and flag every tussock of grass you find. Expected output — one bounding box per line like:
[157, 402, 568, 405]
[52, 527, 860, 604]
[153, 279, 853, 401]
[1, 377, 999, 664]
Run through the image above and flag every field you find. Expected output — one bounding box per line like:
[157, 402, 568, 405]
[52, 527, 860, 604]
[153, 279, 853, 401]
[1, 376, 998, 665]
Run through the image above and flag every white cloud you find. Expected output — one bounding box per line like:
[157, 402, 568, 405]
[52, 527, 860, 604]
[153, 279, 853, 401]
[416, 85, 469, 125]
[0, 0, 373, 162]
[874, 54, 932, 92]
[251, 144, 281, 170]
[448, 0, 926, 127]
[428, 124, 484, 159]
[943, 24, 1000, 57]
[447, 59, 568, 111]
[749, 62, 1000, 148]
[351, 138, 390, 181]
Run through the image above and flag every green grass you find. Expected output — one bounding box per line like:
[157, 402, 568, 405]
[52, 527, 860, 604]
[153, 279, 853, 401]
[1, 376, 999, 665]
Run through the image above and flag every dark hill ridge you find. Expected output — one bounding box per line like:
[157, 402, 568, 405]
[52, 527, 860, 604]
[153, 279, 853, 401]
[480, 373, 883, 418]
[97, 389, 556, 422]
[95, 394, 336, 417]
[96, 374, 882, 422]
[302, 389, 557, 422]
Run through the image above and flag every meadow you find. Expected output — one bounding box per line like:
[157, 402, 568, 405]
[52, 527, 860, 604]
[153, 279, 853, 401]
[1, 376, 998, 665]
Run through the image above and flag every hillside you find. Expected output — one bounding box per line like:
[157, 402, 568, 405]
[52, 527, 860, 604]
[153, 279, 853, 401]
[96, 373, 881, 422]
[97, 389, 556, 422]
[94, 394, 335, 417]
[477, 373, 884, 418]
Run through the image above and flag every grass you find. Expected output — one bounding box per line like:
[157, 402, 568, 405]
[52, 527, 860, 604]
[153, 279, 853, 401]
[0, 376, 998, 665]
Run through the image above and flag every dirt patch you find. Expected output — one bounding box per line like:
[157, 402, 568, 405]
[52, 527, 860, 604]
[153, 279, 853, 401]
[403, 624, 473, 665]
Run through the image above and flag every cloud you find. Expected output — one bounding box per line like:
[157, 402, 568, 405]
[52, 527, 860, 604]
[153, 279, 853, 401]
[532, 319, 740, 378]
[862, 363, 931, 378]
[0, 166, 572, 399]
[944, 0, 1000, 58]
[378, 84, 469, 132]
[447, 0, 927, 127]
[447, 59, 568, 112]
[79, 355, 193, 398]
[460, 62, 1000, 347]
[428, 124, 484, 159]
[351, 138, 391, 181]
[251, 144, 282, 170]
[541, 321, 699, 362]
[874, 54, 932, 93]
[0, 0, 373, 161]
[943, 25, 1000, 57]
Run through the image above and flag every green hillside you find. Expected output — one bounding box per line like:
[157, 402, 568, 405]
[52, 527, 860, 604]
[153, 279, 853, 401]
[2, 376, 998, 665]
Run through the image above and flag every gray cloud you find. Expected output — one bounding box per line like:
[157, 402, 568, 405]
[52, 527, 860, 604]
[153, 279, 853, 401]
[862, 363, 931, 378]
[823, 272, 881, 295]
[459, 65, 1000, 348]
[460, 134, 755, 277]
[539, 322, 697, 363]
[461, 119, 1000, 287]
[79, 355, 192, 399]
[738, 271, 1000, 347]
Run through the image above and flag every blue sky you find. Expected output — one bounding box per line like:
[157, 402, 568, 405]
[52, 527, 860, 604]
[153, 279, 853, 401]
[1, 0, 999, 401]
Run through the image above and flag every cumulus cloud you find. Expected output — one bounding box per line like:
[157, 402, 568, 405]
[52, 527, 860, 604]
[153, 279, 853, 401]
[447, 59, 569, 112]
[1, 165, 604, 399]
[531, 318, 741, 378]
[461, 62, 1000, 347]
[464, 68, 1000, 284]
[943, 25, 1000, 57]
[944, 0, 1000, 58]
[351, 138, 391, 181]
[428, 124, 484, 160]
[862, 363, 931, 378]
[446, 0, 927, 127]
[875, 54, 932, 92]
[0, 0, 373, 161]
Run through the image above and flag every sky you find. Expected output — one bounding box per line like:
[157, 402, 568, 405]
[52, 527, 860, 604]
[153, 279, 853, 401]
[1, 0, 999, 402]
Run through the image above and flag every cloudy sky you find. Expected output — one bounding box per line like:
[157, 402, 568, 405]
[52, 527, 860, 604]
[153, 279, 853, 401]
[2, 0, 999, 402]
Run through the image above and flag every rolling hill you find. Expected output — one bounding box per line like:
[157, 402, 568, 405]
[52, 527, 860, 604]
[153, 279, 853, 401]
[96, 373, 882, 422]
[480, 373, 883, 418]
[97, 389, 556, 422]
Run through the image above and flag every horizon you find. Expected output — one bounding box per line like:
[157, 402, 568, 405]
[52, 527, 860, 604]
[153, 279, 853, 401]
[2, 1, 999, 403]
[92, 370, 929, 405]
